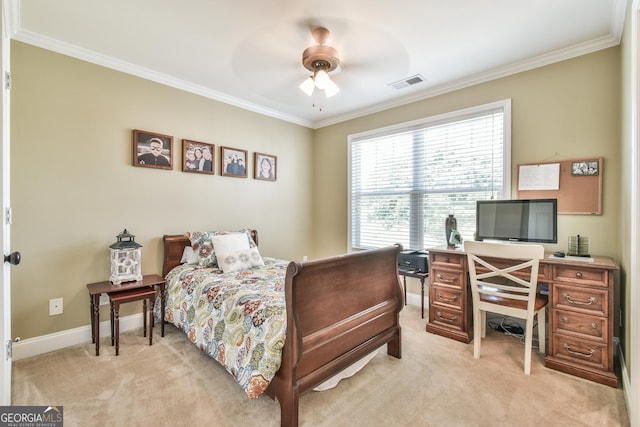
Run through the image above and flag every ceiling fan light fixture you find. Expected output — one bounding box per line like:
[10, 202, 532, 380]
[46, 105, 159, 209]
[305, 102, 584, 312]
[323, 78, 340, 98]
[314, 69, 331, 90]
[299, 76, 315, 96]
[299, 27, 341, 101]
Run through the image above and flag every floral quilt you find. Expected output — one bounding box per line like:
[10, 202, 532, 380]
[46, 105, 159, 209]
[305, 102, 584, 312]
[163, 258, 289, 398]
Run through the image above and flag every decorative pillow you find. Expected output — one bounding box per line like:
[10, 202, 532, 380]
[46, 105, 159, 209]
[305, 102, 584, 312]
[180, 246, 200, 265]
[211, 233, 251, 255]
[194, 242, 215, 268]
[216, 247, 265, 273]
[186, 229, 255, 268]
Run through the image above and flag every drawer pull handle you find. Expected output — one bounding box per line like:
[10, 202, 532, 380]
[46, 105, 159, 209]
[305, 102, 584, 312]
[437, 293, 458, 303]
[436, 273, 458, 284]
[564, 343, 596, 358]
[563, 293, 596, 306]
[436, 312, 458, 323]
[575, 272, 583, 279]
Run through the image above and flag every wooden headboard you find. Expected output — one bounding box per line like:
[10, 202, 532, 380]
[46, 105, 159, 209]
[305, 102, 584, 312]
[162, 230, 259, 277]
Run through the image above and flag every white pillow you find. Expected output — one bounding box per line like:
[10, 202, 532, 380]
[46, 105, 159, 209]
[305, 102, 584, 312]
[187, 229, 254, 268]
[180, 246, 200, 265]
[216, 247, 265, 273]
[211, 233, 251, 255]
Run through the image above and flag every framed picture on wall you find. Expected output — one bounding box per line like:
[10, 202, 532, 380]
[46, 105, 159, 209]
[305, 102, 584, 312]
[183, 140, 215, 174]
[220, 146, 248, 178]
[254, 152, 277, 181]
[133, 129, 173, 170]
[571, 160, 599, 176]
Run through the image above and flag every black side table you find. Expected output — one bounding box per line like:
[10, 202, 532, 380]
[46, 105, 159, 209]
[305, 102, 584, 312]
[399, 270, 428, 318]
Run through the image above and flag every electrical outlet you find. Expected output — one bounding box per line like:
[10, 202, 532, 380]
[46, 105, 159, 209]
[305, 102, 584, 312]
[99, 293, 110, 306]
[49, 298, 63, 316]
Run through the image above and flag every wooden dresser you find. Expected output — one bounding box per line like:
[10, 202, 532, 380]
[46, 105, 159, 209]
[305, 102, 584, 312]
[426, 245, 619, 387]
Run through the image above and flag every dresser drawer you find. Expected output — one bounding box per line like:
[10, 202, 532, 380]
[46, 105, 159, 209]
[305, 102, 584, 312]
[430, 285, 464, 311]
[553, 309, 607, 343]
[431, 268, 465, 290]
[552, 284, 608, 317]
[552, 265, 609, 288]
[552, 334, 609, 371]
[430, 306, 465, 331]
[430, 252, 465, 268]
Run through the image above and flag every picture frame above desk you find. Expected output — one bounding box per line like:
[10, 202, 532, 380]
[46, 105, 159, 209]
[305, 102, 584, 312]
[516, 157, 602, 215]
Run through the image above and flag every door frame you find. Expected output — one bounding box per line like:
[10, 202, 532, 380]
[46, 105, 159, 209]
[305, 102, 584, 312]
[0, 0, 12, 405]
[629, 1, 640, 425]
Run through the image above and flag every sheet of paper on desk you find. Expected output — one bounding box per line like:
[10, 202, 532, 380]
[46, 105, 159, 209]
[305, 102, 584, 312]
[549, 254, 594, 262]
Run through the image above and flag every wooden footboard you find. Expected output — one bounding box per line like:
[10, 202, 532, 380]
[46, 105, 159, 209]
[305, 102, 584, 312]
[265, 244, 404, 427]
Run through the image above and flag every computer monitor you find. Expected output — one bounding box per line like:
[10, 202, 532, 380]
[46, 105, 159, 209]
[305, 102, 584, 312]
[475, 198, 557, 243]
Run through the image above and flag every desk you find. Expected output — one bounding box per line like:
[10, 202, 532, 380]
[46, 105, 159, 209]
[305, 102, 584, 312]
[87, 274, 166, 356]
[426, 245, 619, 387]
[399, 270, 428, 318]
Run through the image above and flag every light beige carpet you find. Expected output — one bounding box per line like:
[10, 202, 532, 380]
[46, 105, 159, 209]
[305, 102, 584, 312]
[12, 305, 629, 427]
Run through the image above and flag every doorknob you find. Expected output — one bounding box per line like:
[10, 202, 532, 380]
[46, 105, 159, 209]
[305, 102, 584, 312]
[4, 251, 20, 265]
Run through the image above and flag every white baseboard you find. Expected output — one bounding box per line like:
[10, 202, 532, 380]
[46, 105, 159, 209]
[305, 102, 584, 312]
[12, 312, 145, 360]
[405, 292, 427, 312]
[15, 295, 425, 360]
[616, 339, 633, 426]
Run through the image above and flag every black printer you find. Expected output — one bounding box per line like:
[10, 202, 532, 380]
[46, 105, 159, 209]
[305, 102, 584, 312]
[398, 250, 429, 273]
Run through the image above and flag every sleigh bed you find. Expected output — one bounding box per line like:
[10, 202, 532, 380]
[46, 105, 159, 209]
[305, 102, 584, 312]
[161, 230, 403, 427]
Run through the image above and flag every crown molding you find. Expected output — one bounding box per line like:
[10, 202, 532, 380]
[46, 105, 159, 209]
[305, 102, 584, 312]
[9, 0, 627, 131]
[313, 33, 623, 129]
[3, 0, 19, 37]
[11, 29, 314, 129]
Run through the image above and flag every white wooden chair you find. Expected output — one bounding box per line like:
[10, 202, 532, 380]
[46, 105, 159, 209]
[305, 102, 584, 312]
[464, 240, 547, 374]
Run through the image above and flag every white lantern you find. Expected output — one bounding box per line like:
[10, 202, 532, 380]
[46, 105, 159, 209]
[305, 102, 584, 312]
[109, 229, 143, 285]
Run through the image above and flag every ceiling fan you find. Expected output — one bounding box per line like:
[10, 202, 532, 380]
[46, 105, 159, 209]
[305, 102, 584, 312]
[299, 26, 341, 98]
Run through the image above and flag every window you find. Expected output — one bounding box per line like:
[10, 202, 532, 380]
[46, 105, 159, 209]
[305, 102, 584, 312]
[349, 99, 511, 251]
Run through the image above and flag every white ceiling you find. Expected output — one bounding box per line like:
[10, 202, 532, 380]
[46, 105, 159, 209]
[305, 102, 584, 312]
[9, 0, 627, 129]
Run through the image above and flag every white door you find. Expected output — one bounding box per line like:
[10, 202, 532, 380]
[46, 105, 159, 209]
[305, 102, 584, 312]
[0, 0, 12, 405]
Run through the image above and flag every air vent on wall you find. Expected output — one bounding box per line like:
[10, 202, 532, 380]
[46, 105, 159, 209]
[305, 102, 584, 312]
[389, 74, 425, 90]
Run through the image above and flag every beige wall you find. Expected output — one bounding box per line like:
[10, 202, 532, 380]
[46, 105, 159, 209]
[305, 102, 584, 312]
[10, 41, 315, 339]
[313, 47, 622, 318]
[10, 40, 625, 355]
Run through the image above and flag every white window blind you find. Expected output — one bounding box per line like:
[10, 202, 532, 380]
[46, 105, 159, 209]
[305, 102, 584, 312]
[349, 100, 511, 251]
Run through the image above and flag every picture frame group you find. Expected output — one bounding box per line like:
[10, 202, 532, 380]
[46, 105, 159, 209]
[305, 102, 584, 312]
[132, 129, 277, 180]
